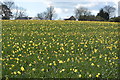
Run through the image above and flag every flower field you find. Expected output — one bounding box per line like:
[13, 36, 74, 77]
[1, 20, 119, 78]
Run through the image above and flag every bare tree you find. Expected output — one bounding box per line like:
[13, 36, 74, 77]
[17, 7, 27, 17]
[37, 6, 57, 20]
[75, 6, 91, 20]
[37, 12, 48, 20]
[3, 0, 15, 9]
[13, 6, 19, 19]
[46, 6, 56, 20]
[103, 5, 116, 18]
[14, 6, 27, 19]
[37, 13, 43, 20]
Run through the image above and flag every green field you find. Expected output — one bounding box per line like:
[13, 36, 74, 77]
[1, 20, 119, 78]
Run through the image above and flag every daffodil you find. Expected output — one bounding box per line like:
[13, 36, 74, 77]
[74, 69, 78, 72]
[96, 74, 99, 77]
[91, 63, 94, 66]
[49, 63, 52, 65]
[60, 69, 65, 73]
[13, 72, 17, 75]
[78, 74, 82, 78]
[58, 60, 64, 63]
[89, 74, 92, 77]
[41, 69, 44, 71]
[32, 68, 36, 71]
[17, 71, 21, 74]
[29, 64, 32, 66]
[21, 66, 25, 71]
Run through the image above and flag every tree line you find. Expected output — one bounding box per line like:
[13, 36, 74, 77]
[1, 0, 119, 22]
[74, 5, 117, 21]
[37, 5, 116, 21]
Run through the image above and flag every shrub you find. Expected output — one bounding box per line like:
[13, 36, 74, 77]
[109, 17, 120, 22]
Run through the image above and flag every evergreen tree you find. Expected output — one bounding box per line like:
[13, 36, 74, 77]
[97, 9, 109, 21]
[0, 4, 12, 20]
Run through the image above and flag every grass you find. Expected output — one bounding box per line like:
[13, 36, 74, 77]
[2, 20, 119, 78]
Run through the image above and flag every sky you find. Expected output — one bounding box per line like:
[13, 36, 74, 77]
[1, 0, 120, 19]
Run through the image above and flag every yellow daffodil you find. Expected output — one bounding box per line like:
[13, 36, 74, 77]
[78, 74, 82, 78]
[21, 66, 25, 71]
[32, 68, 36, 71]
[91, 63, 94, 66]
[17, 71, 21, 74]
[89, 74, 92, 77]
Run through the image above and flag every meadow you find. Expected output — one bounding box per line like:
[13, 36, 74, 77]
[1, 20, 119, 78]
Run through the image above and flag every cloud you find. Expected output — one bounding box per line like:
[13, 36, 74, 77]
[63, 9, 69, 13]
[75, 3, 98, 8]
[54, 8, 69, 14]
[91, 10, 99, 15]
[54, 8, 62, 14]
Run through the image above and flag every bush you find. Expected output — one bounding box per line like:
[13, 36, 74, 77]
[78, 15, 105, 21]
[2, 16, 10, 20]
[109, 17, 120, 22]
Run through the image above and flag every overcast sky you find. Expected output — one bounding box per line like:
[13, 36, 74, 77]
[1, 0, 119, 19]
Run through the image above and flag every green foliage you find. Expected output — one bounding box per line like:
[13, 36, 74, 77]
[109, 17, 120, 22]
[97, 9, 109, 21]
[78, 15, 104, 21]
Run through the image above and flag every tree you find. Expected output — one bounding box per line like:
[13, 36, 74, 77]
[74, 6, 91, 20]
[17, 7, 27, 18]
[3, 0, 15, 9]
[103, 5, 116, 18]
[12, 6, 27, 19]
[46, 6, 56, 20]
[97, 9, 109, 20]
[1, 0, 27, 19]
[37, 12, 48, 20]
[2, 0, 15, 19]
[13, 6, 19, 19]
[0, 4, 12, 20]
[37, 6, 57, 20]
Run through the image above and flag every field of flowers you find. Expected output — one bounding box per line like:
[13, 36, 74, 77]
[2, 20, 119, 78]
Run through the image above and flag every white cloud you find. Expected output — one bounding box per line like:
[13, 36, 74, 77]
[91, 10, 99, 15]
[63, 9, 69, 13]
[54, 8, 62, 14]
[75, 3, 98, 8]
[54, 8, 69, 14]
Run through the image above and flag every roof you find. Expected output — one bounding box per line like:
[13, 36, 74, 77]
[16, 17, 28, 20]
[64, 16, 76, 20]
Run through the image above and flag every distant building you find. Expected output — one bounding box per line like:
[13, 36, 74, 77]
[28, 17, 32, 20]
[118, 1, 120, 17]
[30, 17, 40, 20]
[15, 17, 40, 20]
[15, 17, 29, 20]
[64, 16, 76, 20]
